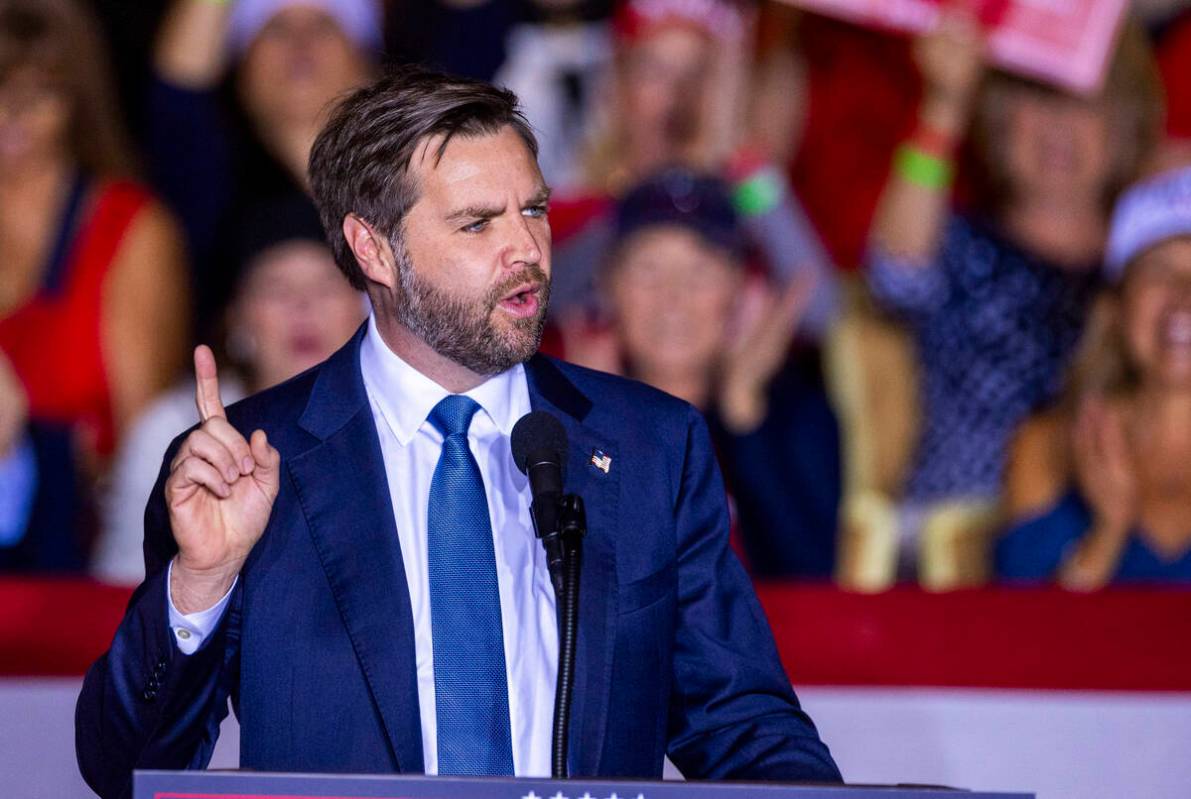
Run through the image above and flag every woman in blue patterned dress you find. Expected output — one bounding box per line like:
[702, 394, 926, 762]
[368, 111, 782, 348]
[862, 10, 1162, 579]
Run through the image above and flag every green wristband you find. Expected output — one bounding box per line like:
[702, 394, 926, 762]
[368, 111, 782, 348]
[732, 169, 785, 217]
[895, 144, 954, 190]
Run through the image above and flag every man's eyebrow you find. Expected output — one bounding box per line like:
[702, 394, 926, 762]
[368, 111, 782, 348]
[444, 186, 552, 223]
[445, 203, 506, 223]
[526, 185, 553, 206]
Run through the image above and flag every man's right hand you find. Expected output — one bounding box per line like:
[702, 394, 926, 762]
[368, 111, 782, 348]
[166, 345, 280, 614]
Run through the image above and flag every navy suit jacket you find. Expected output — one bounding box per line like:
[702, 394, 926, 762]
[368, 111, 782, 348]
[76, 328, 841, 799]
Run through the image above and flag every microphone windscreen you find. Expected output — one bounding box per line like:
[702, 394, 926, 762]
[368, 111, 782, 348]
[511, 411, 568, 475]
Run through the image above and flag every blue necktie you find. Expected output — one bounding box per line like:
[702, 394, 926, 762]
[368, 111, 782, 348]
[426, 395, 515, 775]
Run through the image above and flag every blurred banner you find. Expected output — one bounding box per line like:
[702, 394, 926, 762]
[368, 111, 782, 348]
[778, 0, 1127, 93]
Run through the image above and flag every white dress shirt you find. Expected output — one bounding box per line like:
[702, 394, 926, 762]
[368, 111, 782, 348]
[167, 313, 559, 776]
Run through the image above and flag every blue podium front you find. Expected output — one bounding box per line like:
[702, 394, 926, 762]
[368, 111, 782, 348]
[133, 771, 1033, 799]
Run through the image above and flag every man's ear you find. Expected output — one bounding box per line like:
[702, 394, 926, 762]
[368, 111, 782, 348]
[343, 214, 396, 290]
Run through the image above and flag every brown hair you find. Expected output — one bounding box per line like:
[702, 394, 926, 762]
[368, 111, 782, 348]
[967, 20, 1163, 216]
[1061, 289, 1139, 408]
[0, 0, 133, 177]
[308, 66, 540, 290]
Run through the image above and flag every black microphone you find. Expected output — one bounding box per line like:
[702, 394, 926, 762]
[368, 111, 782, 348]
[511, 411, 568, 591]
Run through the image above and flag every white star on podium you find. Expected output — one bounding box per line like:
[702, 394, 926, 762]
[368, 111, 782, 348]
[549, 792, 569, 799]
[522, 792, 541, 799]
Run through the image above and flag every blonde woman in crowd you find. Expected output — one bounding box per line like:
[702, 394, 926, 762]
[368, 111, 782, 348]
[999, 164, 1191, 588]
[147, 0, 378, 332]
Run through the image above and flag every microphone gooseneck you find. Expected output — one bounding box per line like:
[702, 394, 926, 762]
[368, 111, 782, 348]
[510, 411, 584, 780]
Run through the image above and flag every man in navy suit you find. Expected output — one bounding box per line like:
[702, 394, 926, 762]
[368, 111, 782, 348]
[75, 67, 840, 799]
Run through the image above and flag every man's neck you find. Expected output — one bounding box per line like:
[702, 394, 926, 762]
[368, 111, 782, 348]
[372, 312, 491, 394]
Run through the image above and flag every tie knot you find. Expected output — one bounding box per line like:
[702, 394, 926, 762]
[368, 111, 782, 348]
[428, 394, 482, 438]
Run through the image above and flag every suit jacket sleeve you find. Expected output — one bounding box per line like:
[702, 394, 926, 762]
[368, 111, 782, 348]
[75, 437, 241, 799]
[665, 407, 842, 783]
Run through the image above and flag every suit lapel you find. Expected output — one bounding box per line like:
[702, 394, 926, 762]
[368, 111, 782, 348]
[284, 340, 618, 776]
[287, 328, 425, 773]
[525, 356, 619, 776]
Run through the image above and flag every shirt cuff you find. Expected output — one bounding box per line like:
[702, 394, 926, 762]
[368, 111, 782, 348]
[165, 559, 237, 655]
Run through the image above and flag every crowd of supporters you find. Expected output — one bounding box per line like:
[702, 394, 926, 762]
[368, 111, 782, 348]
[2, 0, 1191, 589]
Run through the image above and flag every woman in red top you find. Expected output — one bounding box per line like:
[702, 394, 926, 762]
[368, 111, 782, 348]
[0, 0, 188, 568]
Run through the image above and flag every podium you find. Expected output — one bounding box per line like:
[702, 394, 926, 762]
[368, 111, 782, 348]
[134, 770, 1033, 799]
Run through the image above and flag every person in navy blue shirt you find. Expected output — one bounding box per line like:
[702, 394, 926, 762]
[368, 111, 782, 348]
[576, 169, 840, 578]
[998, 164, 1191, 588]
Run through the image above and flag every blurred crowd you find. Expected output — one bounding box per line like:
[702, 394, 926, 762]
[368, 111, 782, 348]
[3, 0, 1191, 591]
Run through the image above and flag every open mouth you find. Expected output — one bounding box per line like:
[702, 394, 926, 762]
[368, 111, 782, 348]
[496, 283, 541, 319]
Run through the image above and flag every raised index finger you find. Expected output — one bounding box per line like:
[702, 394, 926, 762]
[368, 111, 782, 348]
[194, 344, 226, 422]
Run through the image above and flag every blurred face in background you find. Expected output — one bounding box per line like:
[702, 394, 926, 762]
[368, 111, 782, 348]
[0, 66, 68, 171]
[239, 5, 371, 129]
[1122, 237, 1191, 392]
[1002, 86, 1114, 207]
[231, 240, 366, 389]
[618, 25, 711, 171]
[606, 225, 740, 382]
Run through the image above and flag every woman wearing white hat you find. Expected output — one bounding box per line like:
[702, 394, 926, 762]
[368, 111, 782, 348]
[999, 164, 1191, 588]
[146, 0, 379, 334]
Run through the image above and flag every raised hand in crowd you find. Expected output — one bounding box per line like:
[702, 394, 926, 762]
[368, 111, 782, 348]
[154, 0, 232, 89]
[718, 273, 814, 434]
[1059, 397, 1137, 589]
[691, 2, 756, 172]
[1072, 397, 1137, 533]
[914, 5, 985, 136]
[871, 5, 985, 263]
[166, 345, 280, 614]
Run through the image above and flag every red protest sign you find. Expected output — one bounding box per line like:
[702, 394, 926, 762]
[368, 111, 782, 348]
[780, 0, 1127, 94]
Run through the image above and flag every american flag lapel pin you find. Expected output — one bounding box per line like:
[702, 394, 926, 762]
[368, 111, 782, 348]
[590, 449, 612, 474]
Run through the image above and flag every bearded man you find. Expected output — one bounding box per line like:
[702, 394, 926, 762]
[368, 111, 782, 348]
[75, 67, 840, 799]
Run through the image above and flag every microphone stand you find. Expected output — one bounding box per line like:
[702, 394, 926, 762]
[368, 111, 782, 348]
[550, 494, 585, 780]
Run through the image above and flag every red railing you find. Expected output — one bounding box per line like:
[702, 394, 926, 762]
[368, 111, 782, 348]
[3, 579, 1189, 690]
[757, 583, 1191, 692]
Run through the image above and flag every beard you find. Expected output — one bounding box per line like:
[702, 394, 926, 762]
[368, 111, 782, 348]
[390, 240, 550, 376]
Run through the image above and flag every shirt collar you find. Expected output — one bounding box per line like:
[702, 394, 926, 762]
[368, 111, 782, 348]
[359, 312, 530, 446]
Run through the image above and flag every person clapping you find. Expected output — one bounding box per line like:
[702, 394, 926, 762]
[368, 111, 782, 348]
[570, 169, 840, 578]
[999, 164, 1191, 588]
